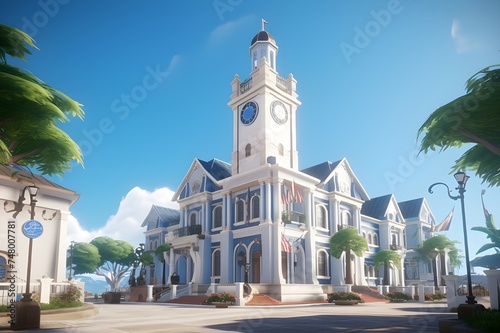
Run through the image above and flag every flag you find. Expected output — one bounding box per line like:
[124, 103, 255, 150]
[481, 190, 490, 218]
[293, 180, 304, 203]
[281, 234, 292, 253]
[281, 184, 289, 204]
[434, 207, 454, 232]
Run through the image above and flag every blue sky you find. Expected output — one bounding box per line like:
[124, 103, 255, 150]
[1, 0, 500, 275]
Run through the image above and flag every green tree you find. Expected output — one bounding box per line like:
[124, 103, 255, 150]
[373, 249, 401, 286]
[330, 228, 368, 285]
[69, 237, 136, 291]
[416, 235, 461, 289]
[154, 243, 172, 285]
[0, 24, 84, 176]
[417, 65, 500, 186]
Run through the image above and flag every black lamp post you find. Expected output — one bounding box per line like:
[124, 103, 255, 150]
[13, 184, 40, 330]
[69, 241, 76, 280]
[428, 171, 476, 305]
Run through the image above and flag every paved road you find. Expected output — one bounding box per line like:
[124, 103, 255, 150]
[5, 301, 458, 333]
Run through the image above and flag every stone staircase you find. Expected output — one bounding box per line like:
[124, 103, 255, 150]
[351, 286, 387, 303]
[245, 294, 282, 306]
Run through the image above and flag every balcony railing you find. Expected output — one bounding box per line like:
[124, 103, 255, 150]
[171, 224, 202, 238]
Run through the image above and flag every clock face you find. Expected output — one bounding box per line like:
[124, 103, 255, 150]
[271, 100, 288, 124]
[240, 101, 259, 125]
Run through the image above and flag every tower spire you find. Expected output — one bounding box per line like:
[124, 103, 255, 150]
[261, 18, 268, 31]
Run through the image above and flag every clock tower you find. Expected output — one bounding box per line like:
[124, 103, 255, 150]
[228, 21, 301, 175]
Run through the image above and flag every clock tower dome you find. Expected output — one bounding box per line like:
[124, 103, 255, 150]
[228, 21, 301, 175]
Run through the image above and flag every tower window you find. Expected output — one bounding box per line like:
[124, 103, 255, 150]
[278, 143, 284, 156]
[236, 199, 244, 222]
[213, 205, 222, 229]
[245, 144, 251, 157]
[251, 195, 260, 219]
[270, 50, 275, 69]
[253, 51, 257, 68]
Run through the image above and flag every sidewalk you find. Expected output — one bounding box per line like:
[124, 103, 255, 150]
[0, 300, 459, 332]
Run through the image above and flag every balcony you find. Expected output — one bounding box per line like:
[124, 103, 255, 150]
[171, 224, 202, 238]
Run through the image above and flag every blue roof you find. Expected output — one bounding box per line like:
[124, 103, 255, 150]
[361, 194, 392, 219]
[198, 158, 232, 181]
[398, 198, 424, 219]
[142, 205, 180, 228]
[301, 160, 341, 182]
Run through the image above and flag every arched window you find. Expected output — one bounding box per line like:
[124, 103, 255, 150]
[245, 144, 251, 157]
[317, 250, 328, 277]
[368, 233, 373, 244]
[236, 199, 244, 222]
[251, 195, 260, 219]
[315, 205, 327, 229]
[278, 143, 284, 156]
[270, 50, 275, 69]
[373, 234, 379, 246]
[154, 240, 158, 250]
[253, 51, 257, 68]
[362, 232, 366, 240]
[369, 266, 375, 277]
[190, 212, 197, 226]
[212, 249, 221, 276]
[341, 211, 353, 227]
[213, 205, 222, 229]
[392, 234, 398, 247]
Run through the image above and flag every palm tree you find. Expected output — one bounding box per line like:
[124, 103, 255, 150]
[418, 64, 500, 187]
[0, 24, 84, 176]
[154, 243, 172, 285]
[330, 228, 368, 285]
[373, 249, 401, 286]
[416, 235, 461, 289]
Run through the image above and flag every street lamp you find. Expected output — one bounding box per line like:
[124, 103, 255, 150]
[428, 172, 475, 305]
[69, 241, 76, 280]
[14, 184, 41, 330]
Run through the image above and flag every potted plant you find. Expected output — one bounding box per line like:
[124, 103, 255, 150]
[385, 291, 412, 302]
[327, 292, 363, 305]
[281, 211, 291, 224]
[205, 291, 236, 308]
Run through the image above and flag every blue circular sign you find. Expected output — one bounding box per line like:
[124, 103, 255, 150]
[22, 220, 44, 239]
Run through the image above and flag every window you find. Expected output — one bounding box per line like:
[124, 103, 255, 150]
[190, 212, 197, 226]
[253, 51, 257, 68]
[245, 144, 251, 157]
[0, 256, 6, 281]
[373, 234, 379, 246]
[270, 50, 275, 69]
[315, 205, 327, 229]
[341, 211, 353, 227]
[236, 199, 244, 222]
[213, 206, 222, 229]
[392, 234, 397, 246]
[369, 266, 375, 277]
[212, 250, 221, 276]
[251, 195, 260, 219]
[317, 250, 328, 276]
[368, 233, 372, 244]
[278, 143, 284, 156]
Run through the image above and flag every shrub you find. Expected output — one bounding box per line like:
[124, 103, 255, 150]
[205, 291, 236, 304]
[56, 285, 82, 303]
[463, 309, 500, 333]
[385, 292, 412, 301]
[327, 292, 363, 303]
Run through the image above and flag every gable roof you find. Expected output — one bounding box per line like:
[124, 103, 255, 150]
[141, 204, 180, 228]
[361, 194, 393, 219]
[398, 198, 424, 219]
[301, 160, 341, 182]
[198, 158, 232, 181]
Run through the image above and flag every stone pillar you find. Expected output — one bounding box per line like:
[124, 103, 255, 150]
[485, 269, 500, 310]
[146, 285, 154, 302]
[70, 279, 85, 303]
[418, 284, 426, 303]
[37, 277, 53, 304]
[235, 282, 245, 306]
[170, 285, 178, 300]
[442, 275, 462, 310]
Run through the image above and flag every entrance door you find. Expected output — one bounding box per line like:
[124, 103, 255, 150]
[252, 252, 260, 283]
[281, 252, 288, 283]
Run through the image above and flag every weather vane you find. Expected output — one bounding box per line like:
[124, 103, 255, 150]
[262, 19, 268, 31]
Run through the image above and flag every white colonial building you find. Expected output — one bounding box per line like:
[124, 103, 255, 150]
[142, 26, 450, 301]
[0, 164, 79, 301]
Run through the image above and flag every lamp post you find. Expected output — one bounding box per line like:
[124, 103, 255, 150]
[428, 172, 477, 307]
[14, 184, 41, 330]
[69, 241, 76, 280]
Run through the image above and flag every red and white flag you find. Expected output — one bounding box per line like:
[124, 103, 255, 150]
[281, 234, 292, 253]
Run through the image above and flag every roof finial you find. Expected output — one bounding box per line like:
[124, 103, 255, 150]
[262, 18, 268, 31]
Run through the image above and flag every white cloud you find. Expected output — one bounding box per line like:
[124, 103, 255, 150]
[207, 15, 256, 49]
[67, 186, 178, 247]
[451, 18, 479, 54]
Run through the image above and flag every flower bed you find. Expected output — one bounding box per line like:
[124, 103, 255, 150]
[327, 292, 363, 304]
[204, 291, 236, 305]
[385, 292, 412, 302]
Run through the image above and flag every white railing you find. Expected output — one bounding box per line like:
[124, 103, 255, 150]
[0, 279, 85, 305]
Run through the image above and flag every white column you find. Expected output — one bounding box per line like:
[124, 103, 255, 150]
[37, 277, 53, 304]
[146, 285, 154, 302]
[485, 269, 500, 309]
[235, 282, 245, 306]
[55, 210, 69, 282]
[168, 248, 175, 284]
